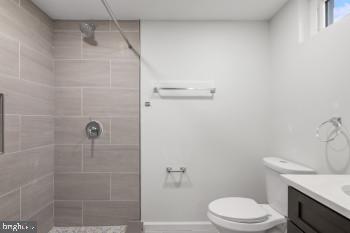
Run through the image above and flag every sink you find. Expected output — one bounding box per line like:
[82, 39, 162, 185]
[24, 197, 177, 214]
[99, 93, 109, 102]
[342, 185, 350, 196]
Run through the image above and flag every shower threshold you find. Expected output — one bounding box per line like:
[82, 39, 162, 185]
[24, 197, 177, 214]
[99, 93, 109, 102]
[49, 221, 143, 233]
[49, 226, 126, 233]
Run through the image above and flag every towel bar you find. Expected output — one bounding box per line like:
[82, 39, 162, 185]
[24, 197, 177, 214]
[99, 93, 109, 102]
[166, 167, 186, 173]
[154, 87, 216, 94]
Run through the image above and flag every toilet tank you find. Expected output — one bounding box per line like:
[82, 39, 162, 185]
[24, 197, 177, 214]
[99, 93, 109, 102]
[263, 157, 315, 216]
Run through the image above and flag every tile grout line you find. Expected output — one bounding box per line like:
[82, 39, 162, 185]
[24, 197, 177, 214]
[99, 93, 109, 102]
[19, 187, 22, 220]
[0, 74, 56, 88]
[21, 172, 55, 190]
[54, 143, 139, 147]
[109, 173, 112, 200]
[18, 41, 21, 80]
[54, 86, 139, 90]
[54, 199, 139, 202]
[3, 144, 55, 157]
[81, 200, 84, 226]
[109, 119, 112, 144]
[55, 172, 139, 175]
[81, 88, 84, 116]
[26, 201, 54, 222]
[0, 187, 20, 200]
[18, 115, 22, 150]
[52, 174, 55, 224]
[109, 59, 112, 88]
[0, 31, 52, 59]
[81, 144, 84, 172]
[0, 32, 51, 62]
[80, 32, 83, 59]
[54, 58, 110, 62]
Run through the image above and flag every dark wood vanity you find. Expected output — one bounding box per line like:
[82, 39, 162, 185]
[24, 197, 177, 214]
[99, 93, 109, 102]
[288, 187, 350, 233]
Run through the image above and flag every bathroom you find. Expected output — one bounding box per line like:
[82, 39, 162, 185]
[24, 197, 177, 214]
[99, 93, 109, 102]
[0, 0, 350, 232]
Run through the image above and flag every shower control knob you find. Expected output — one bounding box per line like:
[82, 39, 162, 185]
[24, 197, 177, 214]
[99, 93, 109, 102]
[86, 121, 103, 139]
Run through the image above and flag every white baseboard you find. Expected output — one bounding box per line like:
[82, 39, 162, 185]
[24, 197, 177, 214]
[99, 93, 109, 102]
[143, 222, 217, 233]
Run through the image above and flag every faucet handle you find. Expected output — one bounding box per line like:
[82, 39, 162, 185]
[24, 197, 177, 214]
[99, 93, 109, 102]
[86, 121, 103, 139]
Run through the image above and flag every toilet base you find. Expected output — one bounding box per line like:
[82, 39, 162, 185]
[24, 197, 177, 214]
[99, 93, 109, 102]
[213, 224, 264, 233]
[212, 224, 286, 233]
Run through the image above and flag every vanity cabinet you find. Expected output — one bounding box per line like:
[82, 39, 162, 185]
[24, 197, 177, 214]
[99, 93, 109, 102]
[288, 187, 350, 233]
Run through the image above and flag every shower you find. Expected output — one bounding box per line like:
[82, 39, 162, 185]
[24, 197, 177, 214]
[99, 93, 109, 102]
[80, 22, 98, 46]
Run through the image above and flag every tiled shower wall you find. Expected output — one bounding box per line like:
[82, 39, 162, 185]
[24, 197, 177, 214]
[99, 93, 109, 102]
[0, 0, 54, 233]
[53, 20, 140, 226]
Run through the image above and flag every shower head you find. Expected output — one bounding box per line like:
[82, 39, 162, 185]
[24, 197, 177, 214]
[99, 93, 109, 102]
[80, 22, 97, 46]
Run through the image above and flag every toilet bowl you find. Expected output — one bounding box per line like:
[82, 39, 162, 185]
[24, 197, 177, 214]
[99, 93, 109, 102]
[208, 198, 285, 233]
[207, 157, 315, 233]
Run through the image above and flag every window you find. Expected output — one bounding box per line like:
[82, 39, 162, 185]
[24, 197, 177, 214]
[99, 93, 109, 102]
[326, 0, 350, 26]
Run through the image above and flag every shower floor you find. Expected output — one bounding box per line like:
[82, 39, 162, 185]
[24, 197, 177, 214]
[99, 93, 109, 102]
[49, 226, 126, 233]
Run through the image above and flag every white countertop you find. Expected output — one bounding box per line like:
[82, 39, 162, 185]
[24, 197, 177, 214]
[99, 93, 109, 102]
[282, 175, 350, 219]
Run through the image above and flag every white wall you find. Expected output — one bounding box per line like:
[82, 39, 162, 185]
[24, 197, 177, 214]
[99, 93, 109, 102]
[270, 0, 350, 174]
[140, 21, 271, 221]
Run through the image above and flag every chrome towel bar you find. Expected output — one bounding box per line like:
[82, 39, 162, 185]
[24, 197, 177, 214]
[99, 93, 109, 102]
[166, 167, 186, 173]
[154, 87, 216, 94]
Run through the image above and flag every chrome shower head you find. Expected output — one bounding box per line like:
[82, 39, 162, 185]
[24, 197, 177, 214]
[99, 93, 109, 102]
[80, 22, 97, 46]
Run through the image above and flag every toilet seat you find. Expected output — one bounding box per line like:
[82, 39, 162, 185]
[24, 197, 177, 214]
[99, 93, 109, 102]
[208, 197, 269, 223]
[208, 204, 286, 232]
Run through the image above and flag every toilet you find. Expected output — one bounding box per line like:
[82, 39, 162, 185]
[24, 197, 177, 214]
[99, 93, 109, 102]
[207, 157, 315, 233]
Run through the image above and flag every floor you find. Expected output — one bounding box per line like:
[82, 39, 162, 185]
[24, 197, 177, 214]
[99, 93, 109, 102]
[49, 226, 127, 233]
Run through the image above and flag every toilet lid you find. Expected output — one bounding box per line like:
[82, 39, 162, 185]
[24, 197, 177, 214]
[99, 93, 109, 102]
[208, 197, 269, 223]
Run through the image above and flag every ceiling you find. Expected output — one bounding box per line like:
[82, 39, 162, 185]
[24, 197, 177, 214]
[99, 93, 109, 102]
[32, 0, 288, 21]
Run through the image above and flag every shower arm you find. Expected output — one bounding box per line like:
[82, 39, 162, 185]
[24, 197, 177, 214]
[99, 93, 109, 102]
[101, 0, 140, 58]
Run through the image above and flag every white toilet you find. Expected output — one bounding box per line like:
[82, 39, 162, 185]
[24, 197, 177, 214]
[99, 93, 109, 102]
[208, 157, 315, 233]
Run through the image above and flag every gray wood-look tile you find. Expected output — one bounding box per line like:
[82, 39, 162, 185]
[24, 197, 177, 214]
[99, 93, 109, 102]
[55, 145, 82, 173]
[10, 0, 19, 6]
[0, 189, 20, 220]
[55, 60, 110, 87]
[55, 88, 82, 116]
[0, 146, 54, 196]
[83, 88, 139, 117]
[55, 173, 110, 200]
[83, 201, 140, 226]
[0, 1, 52, 57]
[4, 115, 20, 153]
[29, 203, 54, 233]
[53, 46, 81, 60]
[20, 45, 54, 86]
[111, 173, 139, 201]
[55, 117, 110, 145]
[82, 32, 140, 59]
[53, 32, 81, 48]
[83, 145, 139, 173]
[20, 0, 52, 28]
[21, 116, 54, 150]
[53, 21, 110, 32]
[0, 77, 54, 115]
[111, 118, 139, 145]
[54, 201, 82, 227]
[111, 57, 139, 88]
[53, 32, 81, 59]
[21, 174, 54, 220]
[111, 21, 140, 32]
[0, 34, 19, 79]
